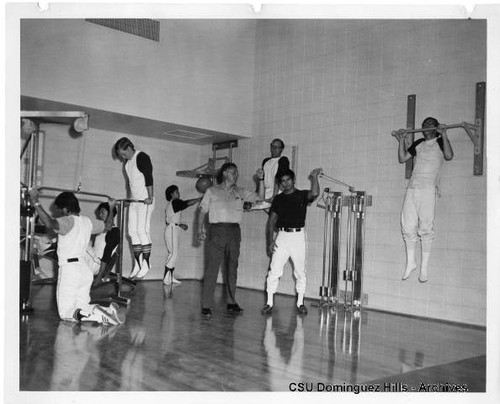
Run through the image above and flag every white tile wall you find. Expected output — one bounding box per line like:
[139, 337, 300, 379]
[235, 19, 486, 325]
[29, 19, 487, 326]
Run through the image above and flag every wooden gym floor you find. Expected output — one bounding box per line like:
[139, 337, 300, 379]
[19, 280, 486, 393]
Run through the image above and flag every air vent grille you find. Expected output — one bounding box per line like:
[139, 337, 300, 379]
[86, 19, 160, 42]
[165, 129, 213, 141]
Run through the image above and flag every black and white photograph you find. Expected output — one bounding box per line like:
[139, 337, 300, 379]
[3, 1, 500, 403]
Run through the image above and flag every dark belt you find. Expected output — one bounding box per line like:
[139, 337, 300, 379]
[210, 223, 240, 228]
[166, 223, 180, 226]
[278, 227, 303, 232]
[67, 258, 79, 263]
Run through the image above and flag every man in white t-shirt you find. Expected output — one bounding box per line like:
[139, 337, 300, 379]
[393, 116, 454, 282]
[28, 189, 125, 325]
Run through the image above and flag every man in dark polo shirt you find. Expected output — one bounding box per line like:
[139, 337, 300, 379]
[261, 167, 323, 315]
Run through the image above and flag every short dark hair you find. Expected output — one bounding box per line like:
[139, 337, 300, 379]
[97, 202, 117, 218]
[277, 169, 295, 182]
[217, 162, 238, 184]
[54, 192, 80, 214]
[114, 137, 135, 156]
[422, 117, 439, 127]
[165, 185, 178, 201]
[271, 138, 285, 149]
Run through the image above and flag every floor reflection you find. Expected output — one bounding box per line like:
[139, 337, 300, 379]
[18, 281, 486, 392]
[316, 307, 364, 384]
[263, 312, 304, 390]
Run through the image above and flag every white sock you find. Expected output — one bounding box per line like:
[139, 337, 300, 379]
[420, 240, 432, 280]
[297, 293, 304, 307]
[266, 293, 274, 306]
[404, 240, 417, 273]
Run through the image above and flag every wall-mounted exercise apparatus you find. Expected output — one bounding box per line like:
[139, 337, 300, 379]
[316, 174, 372, 311]
[176, 141, 238, 190]
[20, 111, 89, 315]
[400, 81, 485, 177]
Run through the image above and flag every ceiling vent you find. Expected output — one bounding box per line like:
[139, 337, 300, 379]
[86, 19, 160, 42]
[164, 129, 213, 141]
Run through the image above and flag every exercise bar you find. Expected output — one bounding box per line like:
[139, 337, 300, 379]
[392, 121, 479, 136]
[38, 186, 112, 200]
[319, 174, 355, 193]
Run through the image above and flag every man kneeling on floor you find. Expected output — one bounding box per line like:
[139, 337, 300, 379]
[262, 167, 323, 316]
[28, 189, 126, 325]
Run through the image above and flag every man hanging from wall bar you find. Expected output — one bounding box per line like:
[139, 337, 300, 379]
[392, 117, 454, 283]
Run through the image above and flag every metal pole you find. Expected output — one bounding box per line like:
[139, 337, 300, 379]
[116, 200, 125, 294]
[352, 192, 366, 309]
[329, 193, 342, 306]
[319, 191, 331, 305]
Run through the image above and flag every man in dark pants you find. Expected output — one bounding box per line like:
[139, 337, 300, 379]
[197, 163, 264, 318]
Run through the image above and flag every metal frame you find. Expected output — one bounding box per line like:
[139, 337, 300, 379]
[316, 175, 372, 311]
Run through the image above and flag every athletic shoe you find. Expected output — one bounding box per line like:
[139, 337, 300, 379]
[82, 305, 121, 325]
[171, 275, 182, 284]
[163, 272, 171, 285]
[297, 305, 308, 315]
[107, 302, 126, 324]
[136, 259, 150, 279]
[261, 304, 273, 315]
[130, 261, 142, 278]
[227, 303, 243, 313]
[201, 308, 212, 318]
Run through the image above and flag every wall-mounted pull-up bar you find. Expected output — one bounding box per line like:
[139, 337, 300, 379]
[400, 81, 485, 176]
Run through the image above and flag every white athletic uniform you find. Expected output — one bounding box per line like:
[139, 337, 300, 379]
[125, 150, 155, 245]
[164, 199, 187, 268]
[401, 137, 444, 242]
[55, 215, 97, 321]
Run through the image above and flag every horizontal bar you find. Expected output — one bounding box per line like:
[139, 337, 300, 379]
[21, 111, 88, 119]
[394, 122, 478, 135]
[117, 198, 145, 203]
[212, 140, 238, 151]
[38, 186, 112, 200]
[38, 187, 146, 204]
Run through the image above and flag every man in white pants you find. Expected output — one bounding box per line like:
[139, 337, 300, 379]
[28, 189, 125, 325]
[114, 137, 155, 280]
[393, 116, 454, 282]
[261, 167, 322, 315]
[163, 185, 201, 285]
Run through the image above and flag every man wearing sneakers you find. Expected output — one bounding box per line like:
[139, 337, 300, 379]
[114, 137, 155, 280]
[28, 189, 125, 325]
[261, 167, 323, 316]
